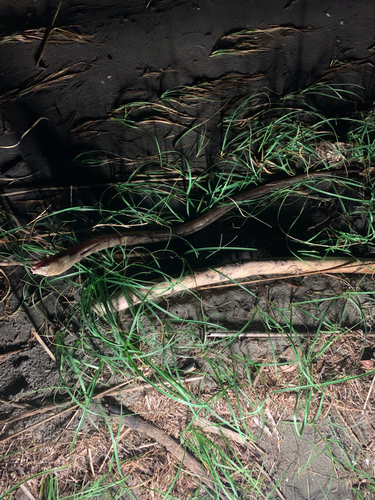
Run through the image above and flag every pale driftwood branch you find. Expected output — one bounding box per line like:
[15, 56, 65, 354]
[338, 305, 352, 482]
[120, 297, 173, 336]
[105, 257, 375, 313]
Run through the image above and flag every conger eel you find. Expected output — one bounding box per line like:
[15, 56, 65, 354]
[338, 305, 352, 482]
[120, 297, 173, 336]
[31, 171, 348, 277]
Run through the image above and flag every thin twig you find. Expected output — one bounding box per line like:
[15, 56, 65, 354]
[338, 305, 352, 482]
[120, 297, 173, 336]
[88, 448, 95, 477]
[336, 410, 361, 446]
[19, 483, 37, 500]
[192, 416, 246, 445]
[0, 268, 10, 302]
[108, 403, 229, 500]
[98, 427, 131, 474]
[253, 366, 268, 389]
[0, 376, 204, 444]
[0, 181, 130, 197]
[207, 332, 289, 338]
[0, 397, 28, 409]
[31, 327, 55, 362]
[363, 373, 375, 410]
[36, 0, 63, 66]
[0, 404, 76, 444]
[253, 462, 286, 500]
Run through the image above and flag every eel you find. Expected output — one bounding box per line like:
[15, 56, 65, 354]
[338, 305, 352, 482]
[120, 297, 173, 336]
[31, 171, 346, 277]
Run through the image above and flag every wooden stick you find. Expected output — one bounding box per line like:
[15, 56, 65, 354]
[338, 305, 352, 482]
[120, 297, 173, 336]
[107, 257, 375, 312]
[206, 331, 375, 338]
[31, 327, 55, 362]
[36, 0, 62, 66]
[108, 404, 229, 500]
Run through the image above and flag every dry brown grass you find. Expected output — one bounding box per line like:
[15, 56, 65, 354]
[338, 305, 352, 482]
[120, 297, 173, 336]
[1, 329, 375, 498]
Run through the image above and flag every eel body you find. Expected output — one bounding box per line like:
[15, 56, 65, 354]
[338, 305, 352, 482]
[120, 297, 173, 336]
[31, 171, 344, 277]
